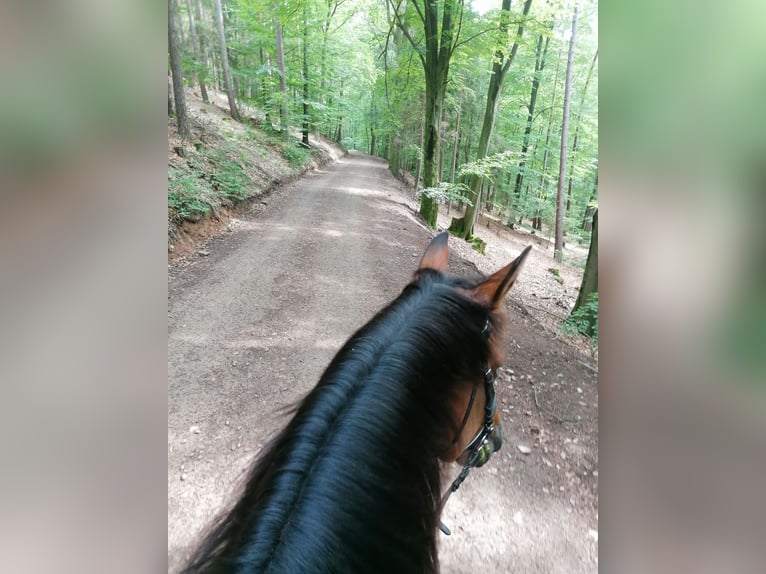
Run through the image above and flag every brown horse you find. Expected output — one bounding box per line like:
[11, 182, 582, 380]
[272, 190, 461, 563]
[183, 232, 531, 573]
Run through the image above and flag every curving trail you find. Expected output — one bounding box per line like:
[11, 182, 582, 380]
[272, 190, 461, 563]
[168, 151, 597, 573]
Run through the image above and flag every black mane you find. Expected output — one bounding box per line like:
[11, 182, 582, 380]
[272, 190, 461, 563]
[183, 270, 498, 574]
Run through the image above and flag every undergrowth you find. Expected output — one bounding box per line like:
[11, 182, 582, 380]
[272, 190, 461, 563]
[169, 117, 319, 227]
[563, 292, 598, 342]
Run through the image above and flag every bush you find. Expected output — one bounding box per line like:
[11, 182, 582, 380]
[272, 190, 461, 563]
[282, 141, 311, 168]
[563, 292, 598, 341]
[168, 167, 216, 221]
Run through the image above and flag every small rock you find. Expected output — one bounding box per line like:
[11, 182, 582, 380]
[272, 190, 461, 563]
[577, 387, 583, 394]
[190, 425, 201, 434]
[180, 473, 187, 481]
[198, 250, 210, 256]
[592, 470, 599, 477]
[588, 529, 598, 541]
[517, 445, 532, 454]
[542, 487, 550, 494]
[560, 452, 567, 460]
[524, 411, 532, 416]
[513, 511, 523, 525]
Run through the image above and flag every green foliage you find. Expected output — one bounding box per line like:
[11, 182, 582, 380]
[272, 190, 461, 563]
[458, 150, 518, 181]
[171, 0, 597, 245]
[421, 182, 473, 205]
[168, 166, 216, 221]
[563, 292, 598, 341]
[282, 141, 311, 168]
[470, 236, 486, 255]
[204, 145, 251, 201]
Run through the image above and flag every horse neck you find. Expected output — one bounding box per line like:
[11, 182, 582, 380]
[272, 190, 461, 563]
[187, 282, 487, 573]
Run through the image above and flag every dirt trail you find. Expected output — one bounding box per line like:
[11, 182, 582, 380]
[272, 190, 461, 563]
[168, 151, 598, 573]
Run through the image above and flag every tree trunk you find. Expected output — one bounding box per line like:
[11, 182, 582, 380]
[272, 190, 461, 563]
[413, 116, 424, 194]
[450, 106, 460, 183]
[582, 171, 598, 231]
[334, 86, 343, 141]
[554, 7, 577, 261]
[185, 0, 209, 104]
[570, 209, 598, 336]
[168, 75, 174, 116]
[168, 0, 190, 138]
[259, 44, 272, 125]
[213, 0, 240, 120]
[390, 0, 464, 229]
[274, 19, 288, 132]
[302, 4, 310, 146]
[513, 30, 550, 202]
[566, 49, 598, 215]
[437, 105, 446, 182]
[456, 0, 533, 239]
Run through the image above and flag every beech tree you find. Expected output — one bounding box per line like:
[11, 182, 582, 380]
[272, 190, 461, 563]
[569, 208, 597, 336]
[389, 0, 465, 229]
[213, 0, 240, 121]
[168, 0, 190, 138]
[452, 0, 533, 239]
[554, 6, 577, 261]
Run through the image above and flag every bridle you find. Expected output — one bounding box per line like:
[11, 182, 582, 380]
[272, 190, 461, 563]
[439, 318, 501, 535]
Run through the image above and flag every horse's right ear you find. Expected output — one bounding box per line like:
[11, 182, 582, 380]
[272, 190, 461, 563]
[416, 231, 450, 274]
[472, 245, 532, 308]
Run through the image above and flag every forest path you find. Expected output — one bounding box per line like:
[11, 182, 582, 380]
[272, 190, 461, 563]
[168, 151, 597, 573]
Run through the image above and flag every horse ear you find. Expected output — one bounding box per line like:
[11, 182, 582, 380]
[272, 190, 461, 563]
[417, 231, 450, 273]
[472, 246, 532, 308]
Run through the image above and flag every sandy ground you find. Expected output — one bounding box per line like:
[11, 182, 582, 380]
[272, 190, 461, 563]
[168, 151, 598, 572]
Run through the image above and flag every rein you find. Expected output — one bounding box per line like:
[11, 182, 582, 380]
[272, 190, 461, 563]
[439, 319, 499, 536]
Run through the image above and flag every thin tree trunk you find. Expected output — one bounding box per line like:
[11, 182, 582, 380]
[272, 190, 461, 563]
[302, 4, 310, 146]
[334, 86, 343, 141]
[513, 31, 551, 201]
[566, 49, 598, 214]
[213, 0, 240, 120]
[168, 0, 190, 138]
[554, 7, 578, 261]
[168, 75, 174, 116]
[456, 0, 533, 239]
[438, 105, 446, 181]
[274, 19, 288, 132]
[450, 106, 460, 183]
[582, 171, 598, 231]
[185, 0, 209, 103]
[414, 116, 424, 194]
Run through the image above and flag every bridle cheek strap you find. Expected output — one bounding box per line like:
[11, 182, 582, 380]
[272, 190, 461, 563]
[440, 371, 498, 534]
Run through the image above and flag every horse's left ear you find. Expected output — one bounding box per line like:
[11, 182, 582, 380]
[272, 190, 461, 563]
[417, 231, 450, 273]
[472, 246, 532, 308]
